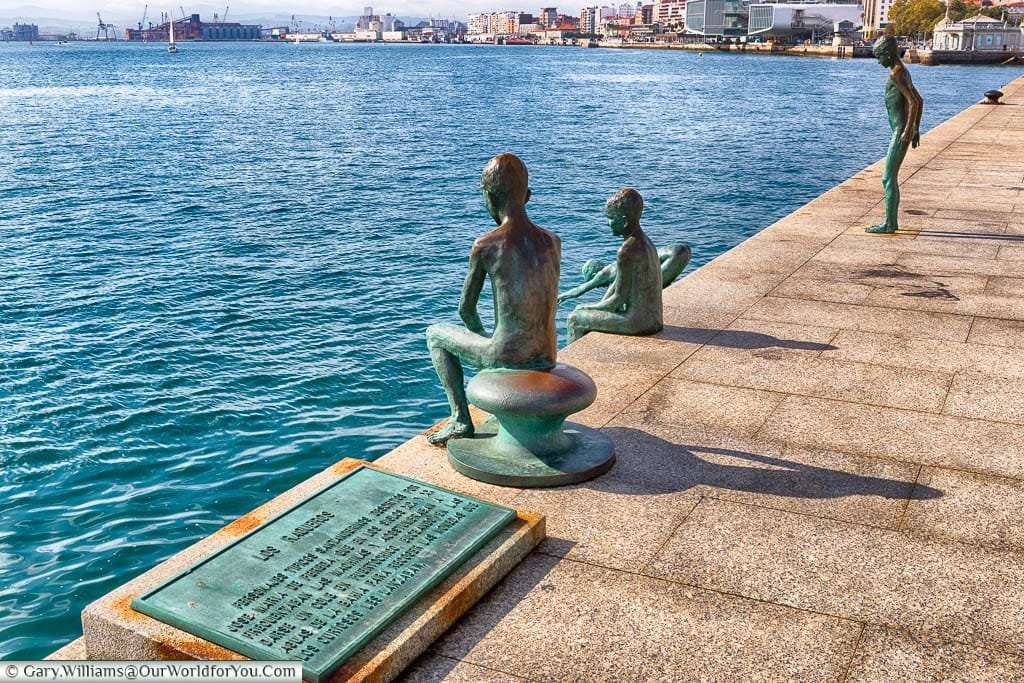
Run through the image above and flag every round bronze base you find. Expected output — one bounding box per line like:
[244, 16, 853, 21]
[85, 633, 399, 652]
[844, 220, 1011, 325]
[447, 420, 615, 488]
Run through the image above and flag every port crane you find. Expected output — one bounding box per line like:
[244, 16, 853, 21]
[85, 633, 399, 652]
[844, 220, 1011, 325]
[137, 4, 148, 30]
[96, 12, 117, 40]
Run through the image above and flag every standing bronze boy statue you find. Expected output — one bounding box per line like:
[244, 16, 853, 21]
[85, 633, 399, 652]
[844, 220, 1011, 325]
[867, 35, 923, 235]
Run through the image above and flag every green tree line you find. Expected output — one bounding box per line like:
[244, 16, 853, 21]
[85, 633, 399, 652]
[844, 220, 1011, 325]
[888, 0, 1012, 36]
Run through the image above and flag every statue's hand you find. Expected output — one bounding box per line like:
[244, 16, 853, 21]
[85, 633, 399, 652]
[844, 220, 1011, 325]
[912, 131, 920, 148]
[556, 293, 568, 304]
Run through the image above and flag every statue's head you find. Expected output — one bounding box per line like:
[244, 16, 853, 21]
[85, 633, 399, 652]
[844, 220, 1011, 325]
[481, 153, 531, 223]
[605, 188, 643, 236]
[581, 258, 606, 280]
[872, 35, 898, 67]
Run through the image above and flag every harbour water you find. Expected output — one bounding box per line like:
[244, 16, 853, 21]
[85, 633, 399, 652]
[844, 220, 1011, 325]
[0, 41, 1014, 658]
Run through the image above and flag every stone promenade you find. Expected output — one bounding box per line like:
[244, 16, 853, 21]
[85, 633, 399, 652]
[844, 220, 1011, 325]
[383, 74, 1024, 681]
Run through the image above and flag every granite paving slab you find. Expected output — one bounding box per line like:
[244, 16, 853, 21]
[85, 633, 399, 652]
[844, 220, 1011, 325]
[509, 479, 700, 573]
[902, 466, 1024, 553]
[431, 554, 863, 682]
[743, 296, 974, 342]
[827, 329, 1024, 378]
[968, 317, 1024, 348]
[618, 376, 785, 438]
[943, 371, 1024, 424]
[846, 626, 1024, 682]
[671, 345, 952, 411]
[756, 395, 1024, 478]
[644, 498, 1024, 655]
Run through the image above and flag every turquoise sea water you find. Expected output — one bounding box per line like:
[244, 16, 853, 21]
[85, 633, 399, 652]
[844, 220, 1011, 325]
[0, 41, 1016, 658]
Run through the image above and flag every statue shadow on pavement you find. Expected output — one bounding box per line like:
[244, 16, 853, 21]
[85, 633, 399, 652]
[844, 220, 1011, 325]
[656, 324, 838, 352]
[593, 427, 942, 502]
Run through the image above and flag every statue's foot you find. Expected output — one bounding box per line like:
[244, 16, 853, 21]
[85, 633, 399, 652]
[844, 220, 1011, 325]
[866, 223, 898, 234]
[427, 419, 474, 446]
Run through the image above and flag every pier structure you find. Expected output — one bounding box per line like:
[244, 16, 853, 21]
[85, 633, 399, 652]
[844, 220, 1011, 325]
[51, 74, 1024, 679]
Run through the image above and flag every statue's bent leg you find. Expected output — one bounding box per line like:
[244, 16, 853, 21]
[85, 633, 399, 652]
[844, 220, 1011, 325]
[569, 308, 652, 344]
[425, 323, 491, 446]
[660, 244, 692, 288]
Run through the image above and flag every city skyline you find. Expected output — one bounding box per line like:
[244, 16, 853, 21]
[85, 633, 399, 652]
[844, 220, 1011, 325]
[0, 0, 599, 26]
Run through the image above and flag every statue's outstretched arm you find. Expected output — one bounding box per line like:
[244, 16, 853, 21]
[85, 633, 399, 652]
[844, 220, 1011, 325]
[557, 265, 615, 303]
[579, 259, 631, 312]
[459, 248, 487, 335]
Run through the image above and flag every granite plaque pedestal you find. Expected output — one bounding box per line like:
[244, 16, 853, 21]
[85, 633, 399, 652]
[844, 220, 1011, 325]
[80, 459, 544, 683]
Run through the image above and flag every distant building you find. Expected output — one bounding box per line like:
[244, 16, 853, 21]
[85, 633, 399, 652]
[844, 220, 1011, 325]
[685, 0, 749, 37]
[468, 12, 490, 34]
[652, 0, 687, 27]
[516, 13, 536, 32]
[862, 0, 889, 37]
[748, 2, 861, 40]
[13, 23, 39, 41]
[201, 23, 261, 40]
[580, 6, 599, 32]
[933, 13, 1022, 50]
[261, 26, 289, 39]
[1, 27, 14, 41]
[539, 7, 558, 26]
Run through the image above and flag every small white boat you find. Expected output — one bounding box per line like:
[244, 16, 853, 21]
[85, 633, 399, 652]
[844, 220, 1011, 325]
[168, 15, 178, 53]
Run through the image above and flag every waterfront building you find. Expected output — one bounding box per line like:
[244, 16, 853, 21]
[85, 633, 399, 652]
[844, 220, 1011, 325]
[540, 7, 559, 26]
[0, 27, 13, 41]
[516, 12, 536, 32]
[468, 12, 490, 34]
[201, 23, 261, 40]
[861, 0, 888, 37]
[581, 6, 616, 32]
[493, 11, 520, 34]
[747, 2, 862, 41]
[653, 0, 687, 28]
[126, 13, 258, 41]
[1004, 2, 1024, 22]
[580, 6, 600, 32]
[12, 23, 39, 41]
[933, 13, 1022, 50]
[684, 0, 749, 37]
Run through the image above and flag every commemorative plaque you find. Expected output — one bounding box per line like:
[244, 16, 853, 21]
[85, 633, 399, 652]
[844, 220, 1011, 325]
[131, 466, 516, 683]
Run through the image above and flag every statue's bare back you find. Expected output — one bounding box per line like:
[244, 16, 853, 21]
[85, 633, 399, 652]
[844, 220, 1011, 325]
[475, 223, 560, 368]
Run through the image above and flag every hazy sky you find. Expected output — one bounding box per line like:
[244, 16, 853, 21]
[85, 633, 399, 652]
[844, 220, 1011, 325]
[7, 0, 589, 23]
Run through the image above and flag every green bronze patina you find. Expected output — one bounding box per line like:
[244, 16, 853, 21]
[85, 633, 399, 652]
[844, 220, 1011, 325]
[558, 245, 691, 303]
[426, 153, 561, 447]
[446, 364, 615, 487]
[428, 154, 614, 487]
[131, 466, 514, 683]
[866, 35, 923, 235]
[565, 189, 666, 343]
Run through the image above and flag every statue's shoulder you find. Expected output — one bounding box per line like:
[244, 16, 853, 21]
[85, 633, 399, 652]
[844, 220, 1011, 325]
[532, 223, 561, 250]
